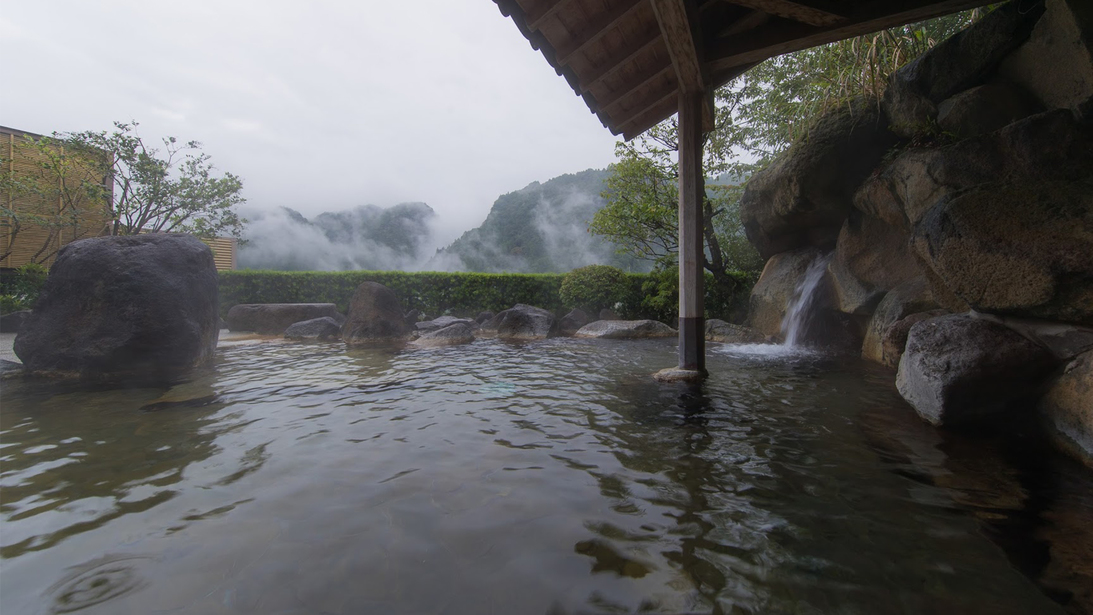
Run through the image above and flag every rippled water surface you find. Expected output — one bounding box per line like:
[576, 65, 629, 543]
[2, 338, 1091, 614]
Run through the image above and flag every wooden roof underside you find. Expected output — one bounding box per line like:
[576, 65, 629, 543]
[494, 0, 994, 139]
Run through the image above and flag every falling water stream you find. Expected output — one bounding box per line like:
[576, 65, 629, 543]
[780, 252, 833, 348]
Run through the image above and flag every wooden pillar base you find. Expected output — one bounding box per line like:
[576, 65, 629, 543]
[653, 366, 708, 383]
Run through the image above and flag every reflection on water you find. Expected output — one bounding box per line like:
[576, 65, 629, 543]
[1, 338, 1090, 614]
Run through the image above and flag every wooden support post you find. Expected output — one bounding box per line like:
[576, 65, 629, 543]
[676, 89, 705, 375]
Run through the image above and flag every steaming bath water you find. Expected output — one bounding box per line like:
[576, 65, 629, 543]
[2, 338, 1091, 614]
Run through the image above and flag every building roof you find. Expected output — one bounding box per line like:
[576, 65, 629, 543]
[494, 0, 993, 139]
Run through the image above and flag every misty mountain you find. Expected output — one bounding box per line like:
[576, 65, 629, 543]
[238, 202, 436, 271]
[429, 169, 649, 273]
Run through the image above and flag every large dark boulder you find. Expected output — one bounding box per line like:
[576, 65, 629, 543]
[411, 323, 476, 348]
[13, 235, 219, 379]
[226, 303, 341, 334]
[0, 310, 31, 334]
[284, 317, 341, 341]
[740, 99, 898, 260]
[912, 179, 1093, 326]
[574, 319, 676, 339]
[883, 0, 1045, 137]
[936, 81, 1043, 139]
[861, 279, 939, 365]
[342, 282, 411, 346]
[895, 314, 1057, 426]
[479, 304, 557, 340]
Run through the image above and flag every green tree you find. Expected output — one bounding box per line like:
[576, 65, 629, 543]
[63, 121, 246, 239]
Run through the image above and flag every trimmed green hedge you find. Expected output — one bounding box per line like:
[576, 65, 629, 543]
[218, 269, 752, 324]
[219, 270, 568, 318]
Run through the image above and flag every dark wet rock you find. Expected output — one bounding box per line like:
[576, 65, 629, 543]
[833, 209, 922, 298]
[0, 310, 31, 334]
[998, 0, 1093, 112]
[861, 279, 939, 365]
[574, 320, 676, 339]
[911, 179, 1093, 326]
[975, 315, 1093, 362]
[479, 304, 557, 340]
[226, 303, 341, 334]
[1041, 350, 1093, 463]
[411, 323, 476, 348]
[558, 309, 590, 337]
[342, 282, 412, 346]
[882, 1, 1044, 137]
[415, 316, 474, 333]
[895, 314, 1057, 426]
[598, 308, 619, 321]
[14, 234, 219, 379]
[748, 247, 825, 339]
[881, 309, 948, 370]
[740, 99, 898, 260]
[475, 311, 495, 325]
[284, 317, 342, 341]
[936, 82, 1043, 139]
[705, 319, 768, 344]
[827, 250, 885, 316]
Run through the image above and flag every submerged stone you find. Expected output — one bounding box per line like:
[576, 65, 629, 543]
[284, 316, 342, 341]
[411, 322, 476, 348]
[574, 320, 676, 339]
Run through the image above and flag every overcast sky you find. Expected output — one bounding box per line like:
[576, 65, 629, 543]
[0, 0, 623, 246]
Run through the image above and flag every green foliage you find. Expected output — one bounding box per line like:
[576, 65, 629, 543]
[559, 265, 628, 314]
[638, 262, 758, 324]
[218, 268, 754, 325]
[0, 263, 49, 313]
[62, 121, 246, 240]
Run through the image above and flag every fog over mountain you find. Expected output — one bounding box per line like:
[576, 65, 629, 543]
[239, 168, 650, 273]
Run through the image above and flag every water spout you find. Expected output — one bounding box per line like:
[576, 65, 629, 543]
[780, 252, 832, 347]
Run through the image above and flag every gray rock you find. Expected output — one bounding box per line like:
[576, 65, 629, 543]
[740, 98, 898, 260]
[558, 309, 590, 337]
[826, 250, 885, 316]
[881, 309, 948, 370]
[997, 0, 1093, 112]
[912, 178, 1093, 326]
[226, 303, 341, 334]
[574, 319, 676, 339]
[936, 82, 1042, 139]
[13, 234, 219, 379]
[975, 313, 1093, 361]
[861, 279, 939, 365]
[1040, 350, 1093, 463]
[883, 1, 1045, 137]
[415, 316, 474, 332]
[284, 316, 342, 341]
[479, 304, 557, 340]
[0, 310, 31, 334]
[705, 319, 768, 344]
[748, 247, 825, 338]
[342, 282, 412, 346]
[411, 322, 476, 348]
[475, 311, 495, 325]
[895, 314, 1057, 426]
[0, 358, 23, 378]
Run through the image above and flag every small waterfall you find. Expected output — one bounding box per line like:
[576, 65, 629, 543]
[780, 253, 832, 347]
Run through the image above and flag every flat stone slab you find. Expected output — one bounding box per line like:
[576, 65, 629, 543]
[575, 320, 676, 339]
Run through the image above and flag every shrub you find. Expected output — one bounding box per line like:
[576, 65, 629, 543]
[559, 265, 628, 314]
[0, 263, 49, 313]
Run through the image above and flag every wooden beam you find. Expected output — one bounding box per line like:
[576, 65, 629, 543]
[581, 27, 662, 93]
[718, 0, 845, 27]
[676, 90, 706, 373]
[620, 90, 679, 140]
[598, 60, 673, 115]
[707, 0, 994, 72]
[651, 0, 705, 94]
[716, 8, 771, 38]
[525, 0, 572, 31]
[555, 0, 647, 66]
[606, 74, 678, 125]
